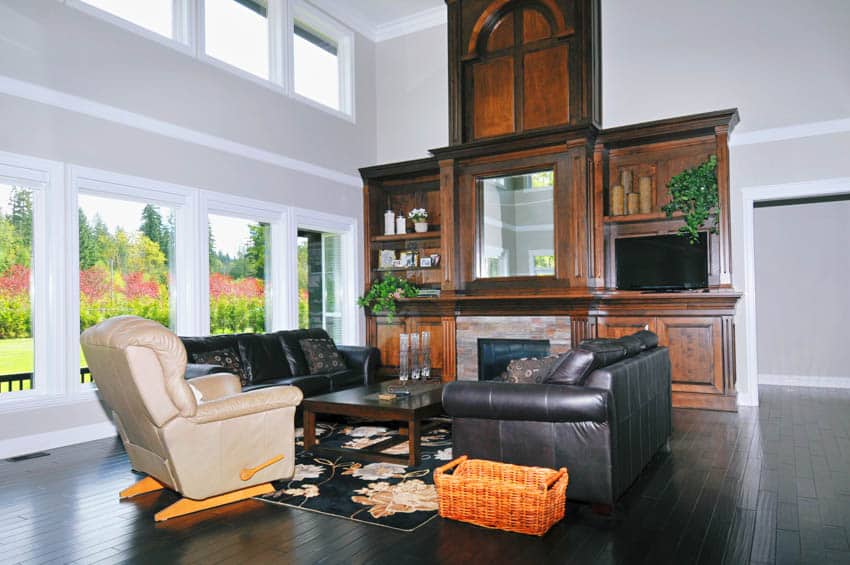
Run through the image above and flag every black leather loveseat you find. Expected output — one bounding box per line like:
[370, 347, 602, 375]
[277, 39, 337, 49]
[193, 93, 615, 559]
[442, 330, 671, 509]
[181, 328, 380, 399]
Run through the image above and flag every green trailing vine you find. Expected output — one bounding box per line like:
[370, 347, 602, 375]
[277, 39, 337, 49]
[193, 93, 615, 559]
[662, 155, 719, 244]
[357, 275, 419, 322]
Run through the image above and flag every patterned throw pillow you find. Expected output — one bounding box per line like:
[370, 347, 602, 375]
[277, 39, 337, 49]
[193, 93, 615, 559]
[190, 347, 246, 384]
[499, 355, 560, 384]
[300, 338, 346, 375]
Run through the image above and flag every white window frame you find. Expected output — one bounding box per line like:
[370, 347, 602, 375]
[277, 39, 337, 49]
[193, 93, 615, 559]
[289, 0, 355, 120]
[61, 0, 355, 121]
[69, 166, 201, 390]
[202, 191, 289, 335]
[0, 151, 69, 411]
[288, 207, 362, 345]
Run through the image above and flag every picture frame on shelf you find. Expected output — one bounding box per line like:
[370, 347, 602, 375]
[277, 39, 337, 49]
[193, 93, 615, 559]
[420, 257, 433, 268]
[392, 259, 405, 268]
[379, 250, 396, 269]
[430, 254, 441, 266]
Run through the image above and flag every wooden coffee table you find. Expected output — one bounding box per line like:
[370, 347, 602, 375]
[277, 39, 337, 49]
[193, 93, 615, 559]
[302, 382, 444, 466]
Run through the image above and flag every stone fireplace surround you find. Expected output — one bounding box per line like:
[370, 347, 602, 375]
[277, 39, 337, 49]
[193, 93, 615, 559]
[455, 316, 572, 381]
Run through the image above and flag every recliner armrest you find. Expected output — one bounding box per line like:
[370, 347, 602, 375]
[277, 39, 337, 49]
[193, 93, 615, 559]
[185, 363, 227, 379]
[442, 381, 609, 423]
[189, 385, 303, 424]
[337, 345, 380, 384]
[189, 373, 242, 400]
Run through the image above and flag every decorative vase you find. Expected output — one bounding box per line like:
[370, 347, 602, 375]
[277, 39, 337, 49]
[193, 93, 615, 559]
[384, 210, 396, 235]
[610, 185, 625, 216]
[621, 169, 633, 194]
[639, 176, 653, 214]
[396, 215, 407, 234]
[627, 192, 640, 215]
[414, 222, 428, 233]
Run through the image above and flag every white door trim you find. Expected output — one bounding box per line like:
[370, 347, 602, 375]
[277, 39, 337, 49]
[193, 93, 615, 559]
[737, 176, 850, 406]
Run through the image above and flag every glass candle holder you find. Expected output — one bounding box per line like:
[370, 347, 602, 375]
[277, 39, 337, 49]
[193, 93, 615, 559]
[399, 333, 410, 382]
[421, 331, 431, 379]
[410, 333, 421, 380]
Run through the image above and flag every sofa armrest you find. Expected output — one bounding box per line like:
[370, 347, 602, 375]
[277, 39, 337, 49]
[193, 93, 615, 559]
[189, 386, 303, 424]
[185, 363, 227, 380]
[337, 345, 381, 385]
[189, 373, 242, 401]
[442, 381, 609, 423]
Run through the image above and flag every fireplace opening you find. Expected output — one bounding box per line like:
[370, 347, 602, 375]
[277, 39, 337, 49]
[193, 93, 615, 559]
[477, 338, 550, 381]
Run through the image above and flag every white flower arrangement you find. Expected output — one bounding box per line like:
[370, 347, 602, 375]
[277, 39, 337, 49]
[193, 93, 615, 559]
[408, 208, 428, 222]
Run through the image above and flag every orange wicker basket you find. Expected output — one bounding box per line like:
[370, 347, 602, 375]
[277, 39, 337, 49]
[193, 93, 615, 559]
[433, 455, 569, 536]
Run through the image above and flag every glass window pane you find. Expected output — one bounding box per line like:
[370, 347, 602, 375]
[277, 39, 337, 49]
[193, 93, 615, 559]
[294, 22, 340, 110]
[0, 185, 34, 393]
[478, 170, 555, 278]
[81, 0, 174, 38]
[209, 214, 269, 334]
[205, 0, 270, 79]
[298, 230, 343, 342]
[78, 195, 175, 379]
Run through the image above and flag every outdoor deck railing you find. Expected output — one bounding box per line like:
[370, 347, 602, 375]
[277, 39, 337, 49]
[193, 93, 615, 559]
[0, 368, 92, 394]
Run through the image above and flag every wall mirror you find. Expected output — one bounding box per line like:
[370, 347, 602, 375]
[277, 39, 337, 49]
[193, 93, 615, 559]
[477, 170, 555, 278]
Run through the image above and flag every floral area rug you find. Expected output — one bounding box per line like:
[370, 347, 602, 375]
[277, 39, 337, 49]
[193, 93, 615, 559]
[255, 421, 452, 532]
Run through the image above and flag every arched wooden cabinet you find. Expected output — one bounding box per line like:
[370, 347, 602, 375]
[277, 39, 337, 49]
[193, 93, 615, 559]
[360, 0, 742, 411]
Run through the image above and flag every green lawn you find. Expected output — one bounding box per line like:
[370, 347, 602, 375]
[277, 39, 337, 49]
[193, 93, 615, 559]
[0, 338, 89, 393]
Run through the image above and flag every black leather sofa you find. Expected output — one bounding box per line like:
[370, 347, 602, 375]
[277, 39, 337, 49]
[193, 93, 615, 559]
[181, 328, 380, 398]
[442, 331, 672, 509]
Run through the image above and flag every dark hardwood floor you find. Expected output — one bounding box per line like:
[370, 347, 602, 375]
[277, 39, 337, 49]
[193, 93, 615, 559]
[3, 385, 850, 564]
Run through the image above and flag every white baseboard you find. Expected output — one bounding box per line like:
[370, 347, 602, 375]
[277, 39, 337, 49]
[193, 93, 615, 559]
[0, 421, 117, 460]
[759, 374, 850, 389]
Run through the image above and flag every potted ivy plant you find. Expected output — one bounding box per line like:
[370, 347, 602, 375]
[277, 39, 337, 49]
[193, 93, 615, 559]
[357, 275, 419, 322]
[662, 155, 719, 244]
[408, 208, 429, 233]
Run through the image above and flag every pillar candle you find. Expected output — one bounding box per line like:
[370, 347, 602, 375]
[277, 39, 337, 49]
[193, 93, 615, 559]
[627, 193, 640, 215]
[621, 169, 633, 194]
[610, 185, 625, 216]
[639, 176, 653, 214]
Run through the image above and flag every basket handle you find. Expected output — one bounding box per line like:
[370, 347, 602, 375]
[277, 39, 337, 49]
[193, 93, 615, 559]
[542, 468, 567, 490]
[435, 455, 467, 477]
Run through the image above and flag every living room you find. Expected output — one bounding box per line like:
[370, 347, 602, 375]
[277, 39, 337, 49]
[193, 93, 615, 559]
[1, 0, 849, 563]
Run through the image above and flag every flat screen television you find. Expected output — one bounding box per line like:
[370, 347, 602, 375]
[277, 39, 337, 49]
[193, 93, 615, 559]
[615, 233, 708, 291]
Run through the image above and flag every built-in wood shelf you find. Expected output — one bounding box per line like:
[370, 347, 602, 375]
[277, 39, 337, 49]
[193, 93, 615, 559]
[603, 211, 682, 224]
[373, 266, 441, 273]
[371, 231, 441, 243]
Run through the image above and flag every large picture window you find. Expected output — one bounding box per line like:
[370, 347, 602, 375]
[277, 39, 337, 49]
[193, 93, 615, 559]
[77, 194, 176, 372]
[0, 185, 34, 393]
[208, 214, 270, 334]
[297, 229, 343, 342]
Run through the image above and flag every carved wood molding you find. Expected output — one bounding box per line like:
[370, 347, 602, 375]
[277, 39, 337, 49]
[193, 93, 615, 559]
[465, 0, 574, 59]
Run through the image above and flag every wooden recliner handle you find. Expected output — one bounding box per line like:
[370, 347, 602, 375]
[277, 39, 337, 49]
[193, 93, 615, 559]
[240, 454, 284, 481]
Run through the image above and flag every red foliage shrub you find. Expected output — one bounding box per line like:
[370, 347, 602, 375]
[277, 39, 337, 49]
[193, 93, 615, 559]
[209, 272, 264, 299]
[124, 272, 161, 300]
[0, 264, 31, 296]
[80, 266, 111, 300]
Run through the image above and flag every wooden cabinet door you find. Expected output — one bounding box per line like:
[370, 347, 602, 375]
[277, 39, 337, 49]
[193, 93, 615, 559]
[375, 317, 405, 369]
[656, 317, 723, 395]
[407, 317, 444, 377]
[597, 317, 656, 339]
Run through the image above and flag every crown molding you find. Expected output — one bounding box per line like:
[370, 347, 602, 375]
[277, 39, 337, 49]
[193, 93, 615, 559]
[0, 74, 362, 188]
[312, 2, 447, 43]
[374, 6, 447, 42]
[730, 117, 850, 147]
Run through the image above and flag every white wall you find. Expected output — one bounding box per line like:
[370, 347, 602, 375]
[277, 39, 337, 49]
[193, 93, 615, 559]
[375, 23, 448, 162]
[754, 199, 850, 380]
[0, 0, 376, 451]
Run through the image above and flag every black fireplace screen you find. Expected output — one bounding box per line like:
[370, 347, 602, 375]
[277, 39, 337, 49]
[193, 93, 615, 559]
[477, 338, 550, 381]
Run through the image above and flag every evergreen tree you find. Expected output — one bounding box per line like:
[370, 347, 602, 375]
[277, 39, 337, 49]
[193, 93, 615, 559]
[140, 205, 164, 251]
[9, 187, 32, 247]
[78, 208, 98, 270]
[246, 224, 267, 279]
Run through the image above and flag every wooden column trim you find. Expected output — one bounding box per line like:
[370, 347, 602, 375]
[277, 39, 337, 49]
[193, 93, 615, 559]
[715, 125, 733, 286]
[591, 143, 605, 287]
[570, 316, 597, 348]
[439, 159, 458, 291]
[441, 316, 457, 381]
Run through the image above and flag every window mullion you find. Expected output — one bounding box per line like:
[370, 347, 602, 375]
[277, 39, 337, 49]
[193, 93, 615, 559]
[268, 0, 287, 88]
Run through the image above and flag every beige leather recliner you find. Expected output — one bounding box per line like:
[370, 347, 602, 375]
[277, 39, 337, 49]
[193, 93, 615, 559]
[81, 316, 303, 521]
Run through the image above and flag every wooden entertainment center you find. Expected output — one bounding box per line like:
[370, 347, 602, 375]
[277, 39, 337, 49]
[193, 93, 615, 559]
[360, 0, 741, 411]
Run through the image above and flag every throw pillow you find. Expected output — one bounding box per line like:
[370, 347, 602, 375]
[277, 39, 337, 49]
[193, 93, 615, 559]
[544, 349, 597, 385]
[499, 355, 560, 384]
[190, 347, 246, 384]
[300, 338, 346, 374]
[577, 339, 629, 367]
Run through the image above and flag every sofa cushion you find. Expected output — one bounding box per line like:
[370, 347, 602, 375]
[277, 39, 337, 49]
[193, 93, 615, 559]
[578, 339, 628, 368]
[613, 335, 643, 357]
[242, 374, 332, 398]
[544, 349, 597, 386]
[497, 356, 560, 384]
[277, 328, 332, 376]
[300, 337, 346, 374]
[633, 330, 659, 350]
[325, 369, 360, 391]
[236, 333, 292, 384]
[188, 347, 246, 384]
